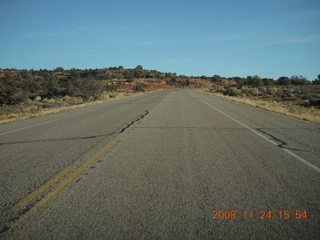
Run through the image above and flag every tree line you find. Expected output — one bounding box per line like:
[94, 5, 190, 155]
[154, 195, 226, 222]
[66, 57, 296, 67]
[0, 65, 176, 105]
[211, 74, 320, 88]
[0, 65, 319, 105]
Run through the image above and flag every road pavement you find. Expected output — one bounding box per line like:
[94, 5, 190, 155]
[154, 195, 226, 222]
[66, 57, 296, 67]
[1, 89, 319, 239]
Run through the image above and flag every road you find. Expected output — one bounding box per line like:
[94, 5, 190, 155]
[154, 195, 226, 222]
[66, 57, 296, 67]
[1, 89, 319, 239]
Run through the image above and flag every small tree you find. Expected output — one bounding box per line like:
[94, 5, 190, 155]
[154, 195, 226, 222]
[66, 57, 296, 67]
[46, 76, 61, 98]
[0, 76, 28, 105]
[135, 65, 143, 70]
[77, 79, 104, 101]
[277, 76, 291, 85]
[290, 75, 309, 85]
[262, 78, 275, 86]
[312, 74, 320, 84]
[212, 75, 222, 83]
[247, 75, 264, 87]
[65, 79, 75, 96]
[55, 67, 64, 72]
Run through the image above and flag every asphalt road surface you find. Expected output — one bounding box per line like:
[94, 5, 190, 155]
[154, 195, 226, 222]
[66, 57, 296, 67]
[1, 89, 319, 239]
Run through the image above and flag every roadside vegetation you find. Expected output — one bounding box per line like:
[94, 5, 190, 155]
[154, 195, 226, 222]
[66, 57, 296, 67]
[206, 75, 320, 123]
[1, 66, 319, 123]
[0, 66, 211, 123]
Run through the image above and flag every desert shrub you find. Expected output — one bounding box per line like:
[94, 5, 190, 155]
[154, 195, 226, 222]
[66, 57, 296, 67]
[262, 78, 275, 86]
[290, 75, 309, 85]
[266, 87, 278, 95]
[42, 100, 65, 109]
[45, 76, 62, 98]
[312, 79, 320, 84]
[312, 75, 320, 84]
[76, 80, 105, 101]
[167, 78, 177, 85]
[211, 75, 222, 83]
[258, 87, 268, 95]
[240, 87, 249, 96]
[123, 71, 135, 82]
[133, 83, 145, 92]
[135, 65, 143, 70]
[134, 70, 143, 78]
[64, 96, 83, 105]
[0, 86, 29, 105]
[247, 88, 259, 96]
[240, 87, 259, 96]
[275, 88, 284, 96]
[277, 77, 291, 85]
[109, 92, 118, 98]
[211, 86, 226, 94]
[282, 88, 295, 97]
[55, 67, 64, 72]
[226, 87, 241, 96]
[105, 84, 117, 92]
[247, 75, 264, 87]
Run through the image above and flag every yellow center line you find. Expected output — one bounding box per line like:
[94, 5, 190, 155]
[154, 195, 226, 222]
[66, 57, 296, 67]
[10, 119, 130, 213]
[11, 165, 74, 212]
[10, 92, 168, 214]
[9, 93, 168, 234]
[11, 119, 139, 232]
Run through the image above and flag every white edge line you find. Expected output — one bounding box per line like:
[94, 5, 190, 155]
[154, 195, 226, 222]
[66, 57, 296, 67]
[199, 98, 320, 173]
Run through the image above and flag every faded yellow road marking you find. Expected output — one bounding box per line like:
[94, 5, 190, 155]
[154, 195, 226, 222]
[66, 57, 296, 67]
[11, 166, 74, 211]
[8, 94, 168, 235]
[10, 91, 169, 214]
[11, 118, 140, 232]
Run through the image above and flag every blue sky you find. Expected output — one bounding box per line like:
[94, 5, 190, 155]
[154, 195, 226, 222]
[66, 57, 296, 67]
[0, 0, 319, 80]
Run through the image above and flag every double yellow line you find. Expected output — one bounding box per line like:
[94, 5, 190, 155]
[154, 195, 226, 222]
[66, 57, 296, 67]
[11, 166, 74, 211]
[8, 92, 168, 234]
[10, 120, 138, 230]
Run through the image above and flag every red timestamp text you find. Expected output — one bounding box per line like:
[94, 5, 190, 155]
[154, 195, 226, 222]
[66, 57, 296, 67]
[211, 210, 308, 220]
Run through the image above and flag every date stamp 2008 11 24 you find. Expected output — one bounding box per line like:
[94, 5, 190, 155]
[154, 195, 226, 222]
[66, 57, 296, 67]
[211, 210, 308, 220]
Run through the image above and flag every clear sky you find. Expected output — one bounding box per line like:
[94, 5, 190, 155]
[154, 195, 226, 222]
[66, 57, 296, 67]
[0, 0, 319, 80]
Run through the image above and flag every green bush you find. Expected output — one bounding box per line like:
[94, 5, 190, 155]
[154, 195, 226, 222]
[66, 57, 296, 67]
[248, 88, 259, 96]
[277, 77, 291, 85]
[266, 87, 278, 95]
[239, 87, 260, 96]
[290, 75, 309, 85]
[247, 75, 264, 87]
[226, 87, 241, 96]
[109, 92, 118, 98]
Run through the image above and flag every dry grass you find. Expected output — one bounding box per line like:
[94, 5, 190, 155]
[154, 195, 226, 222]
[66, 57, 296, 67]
[0, 91, 148, 124]
[202, 90, 320, 124]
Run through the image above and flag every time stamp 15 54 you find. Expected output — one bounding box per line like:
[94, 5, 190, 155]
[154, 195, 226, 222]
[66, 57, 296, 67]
[211, 210, 309, 220]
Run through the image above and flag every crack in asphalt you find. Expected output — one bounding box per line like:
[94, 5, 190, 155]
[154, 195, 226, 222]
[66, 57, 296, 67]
[0, 110, 150, 146]
[0, 133, 116, 146]
[119, 110, 149, 133]
[0, 110, 150, 237]
[255, 128, 306, 152]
